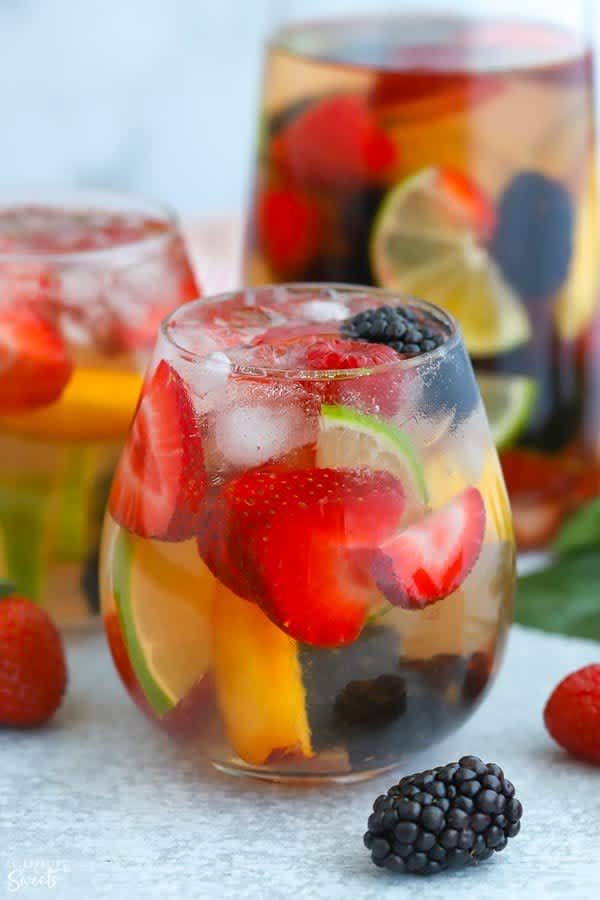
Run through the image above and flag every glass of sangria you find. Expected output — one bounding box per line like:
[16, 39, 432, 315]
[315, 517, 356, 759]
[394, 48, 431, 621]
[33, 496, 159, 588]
[244, 1, 600, 552]
[101, 284, 514, 783]
[0, 190, 199, 625]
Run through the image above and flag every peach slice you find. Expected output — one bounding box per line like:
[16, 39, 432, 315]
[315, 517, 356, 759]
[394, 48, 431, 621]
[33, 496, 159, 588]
[212, 583, 312, 766]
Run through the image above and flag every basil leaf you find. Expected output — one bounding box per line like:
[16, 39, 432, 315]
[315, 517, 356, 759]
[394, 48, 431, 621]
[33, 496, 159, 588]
[552, 499, 600, 557]
[516, 550, 600, 641]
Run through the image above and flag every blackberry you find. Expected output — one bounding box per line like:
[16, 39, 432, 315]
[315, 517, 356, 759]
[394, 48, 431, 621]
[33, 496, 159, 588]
[303, 187, 386, 285]
[335, 674, 407, 726]
[81, 470, 114, 613]
[301, 638, 476, 771]
[80, 549, 100, 614]
[341, 304, 446, 358]
[491, 171, 573, 301]
[364, 756, 522, 875]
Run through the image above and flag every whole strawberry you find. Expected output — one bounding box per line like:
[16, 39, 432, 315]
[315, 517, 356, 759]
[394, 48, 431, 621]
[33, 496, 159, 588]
[0, 581, 67, 727]
[544, 664, 600, 766]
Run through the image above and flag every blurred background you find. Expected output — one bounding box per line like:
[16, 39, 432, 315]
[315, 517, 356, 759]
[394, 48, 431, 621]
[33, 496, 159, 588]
[0, 0, 594, 217]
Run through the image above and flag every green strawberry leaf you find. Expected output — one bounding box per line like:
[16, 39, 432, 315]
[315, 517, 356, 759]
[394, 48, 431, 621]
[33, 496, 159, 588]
[516, 549, 600, 641]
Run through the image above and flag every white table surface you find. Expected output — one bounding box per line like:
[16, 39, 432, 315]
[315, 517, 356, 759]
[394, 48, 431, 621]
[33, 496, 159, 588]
[1, 624, 599, 900]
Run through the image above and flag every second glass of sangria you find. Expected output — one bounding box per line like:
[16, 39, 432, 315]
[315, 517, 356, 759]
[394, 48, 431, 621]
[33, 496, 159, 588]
[0, 190, 199, 625]
[245, 3, 600, 551]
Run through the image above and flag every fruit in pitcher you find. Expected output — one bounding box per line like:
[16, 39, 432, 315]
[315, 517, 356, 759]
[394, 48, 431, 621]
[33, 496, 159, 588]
[198, 466, 405, 647]
[477, 374, 538, 450]
[0, 581, 67, 727]
[364, 756, 523, 874]
[109, 360, 207, 540]
[491, 171, 574, 301]
[370, 167, 531, 357]
[0, 306, 73, 414]
[554, 163, 600, 341]
[544, 664, 600, 765]
[271, 94, 398, 187]
[257, 186, 322, 276]
[212, 582, 312, 766]
[357, 487, 485, 608]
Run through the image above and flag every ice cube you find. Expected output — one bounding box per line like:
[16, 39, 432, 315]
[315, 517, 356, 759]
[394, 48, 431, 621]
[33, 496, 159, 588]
[215, 398, 313, 469]
[299, 299, 349, 322]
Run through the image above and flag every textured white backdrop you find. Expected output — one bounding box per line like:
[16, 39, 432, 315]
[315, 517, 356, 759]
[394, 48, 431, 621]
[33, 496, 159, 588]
[0, 0, 592, 216]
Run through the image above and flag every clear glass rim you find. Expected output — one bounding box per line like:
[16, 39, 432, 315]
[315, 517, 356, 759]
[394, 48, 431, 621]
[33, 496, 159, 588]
[0, 187, 181, 264]
[269, 10, 589, 62]
[161, 283, 463, 379]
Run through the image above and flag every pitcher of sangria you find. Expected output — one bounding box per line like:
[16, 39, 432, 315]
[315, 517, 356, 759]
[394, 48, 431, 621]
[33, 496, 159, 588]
[0, 190, 199, 625]
[244, 0, 600, 551]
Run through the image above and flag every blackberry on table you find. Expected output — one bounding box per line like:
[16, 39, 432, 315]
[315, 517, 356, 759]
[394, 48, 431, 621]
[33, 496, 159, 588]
[364, 756, 522, 875]
[491, 171, 573, 301]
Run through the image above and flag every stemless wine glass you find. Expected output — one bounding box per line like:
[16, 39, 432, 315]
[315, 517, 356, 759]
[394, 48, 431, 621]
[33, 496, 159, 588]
[100, 283, 514, 783]
[0, 189, 199, 625]
[244, 0, 600, 553]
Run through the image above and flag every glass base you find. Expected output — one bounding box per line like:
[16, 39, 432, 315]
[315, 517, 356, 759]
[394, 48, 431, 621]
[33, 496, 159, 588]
[211, 758, 402, 785]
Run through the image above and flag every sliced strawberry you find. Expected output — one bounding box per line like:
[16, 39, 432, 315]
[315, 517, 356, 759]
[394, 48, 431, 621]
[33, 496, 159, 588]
[271, 94, 398, 188]
[436, 168, 497, 242]
[257, 187, 322, 276]
[198, 466, 405, 647]
[0, 306, 73, 413]
[109, 360, 207, 540]
[356, 487, 485, 609]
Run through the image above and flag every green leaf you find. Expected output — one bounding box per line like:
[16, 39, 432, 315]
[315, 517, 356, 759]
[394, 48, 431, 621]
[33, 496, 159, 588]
[0, 478, 54, 601]
[0, 578, 17, 599]
[516, 549, 600, 641]
[552, 498, 600, 557]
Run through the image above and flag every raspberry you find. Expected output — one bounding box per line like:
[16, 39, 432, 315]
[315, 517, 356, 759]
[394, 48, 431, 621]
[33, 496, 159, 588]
[257, 187, 322, 277]
[544, 664, 600, 765]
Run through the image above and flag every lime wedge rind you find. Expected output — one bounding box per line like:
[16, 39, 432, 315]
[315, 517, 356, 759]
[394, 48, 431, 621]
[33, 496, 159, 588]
[478, 374, 538, 451]
[113, 529, 174, 717]
[317, 403, 428, 504]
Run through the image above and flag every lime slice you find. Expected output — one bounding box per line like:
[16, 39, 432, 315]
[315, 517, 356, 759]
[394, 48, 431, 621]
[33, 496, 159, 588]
[370, 167, 531, 357]
[113, 530, 213, 715]
[317, 404, 428, 519]
[554, 162, 600, 341]
[478, 373, 537, 450]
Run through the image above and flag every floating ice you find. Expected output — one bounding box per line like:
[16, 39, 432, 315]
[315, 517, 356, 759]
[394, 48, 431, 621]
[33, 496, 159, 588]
[215, 401, 311, 469]
[299, 299, 349, 322]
